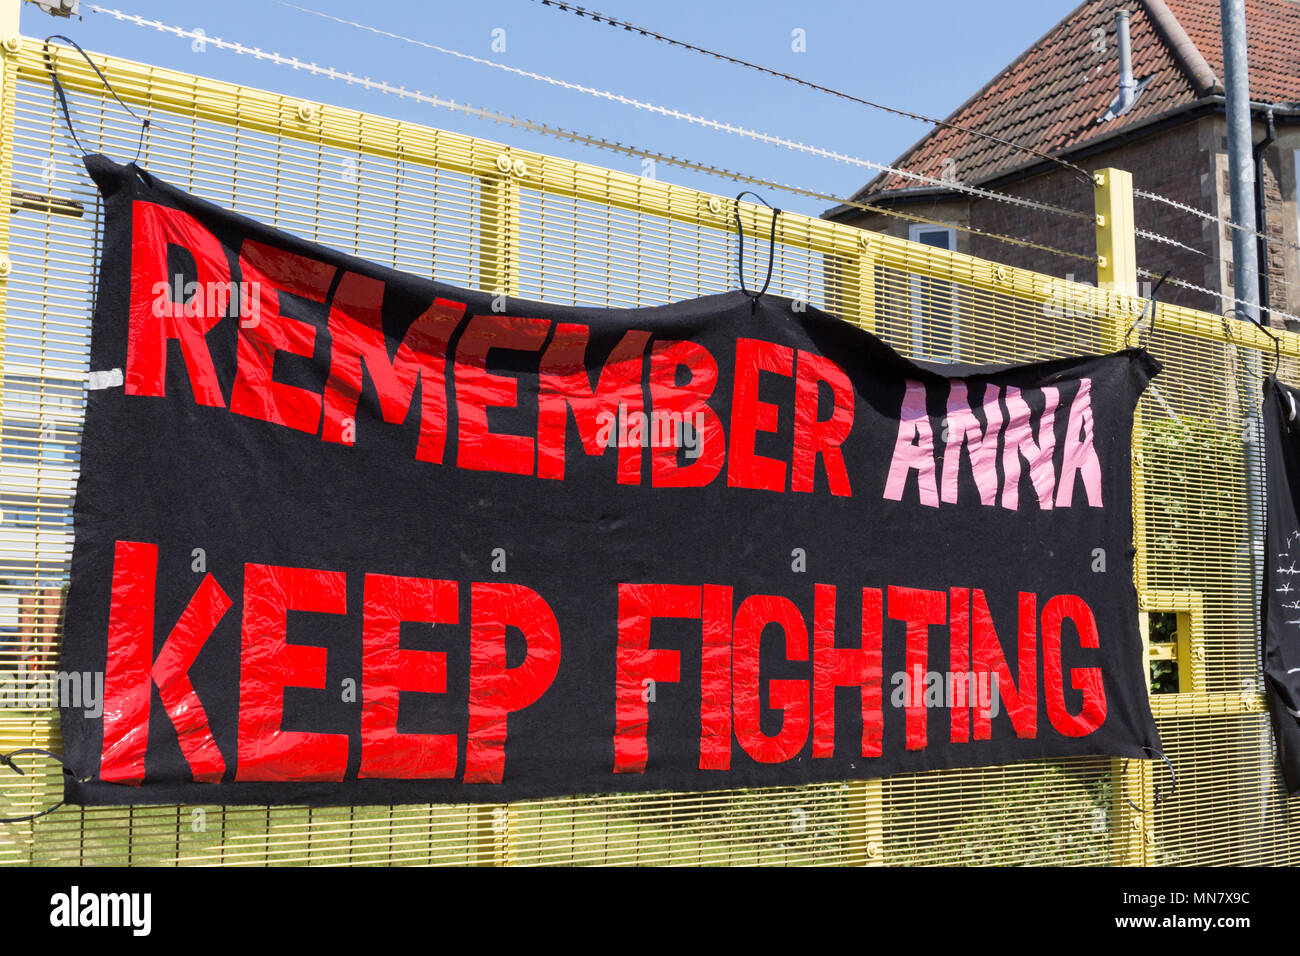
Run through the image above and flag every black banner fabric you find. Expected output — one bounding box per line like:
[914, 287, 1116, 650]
[1261, 377, 1300, 794]
[61, 154, 1162, 806]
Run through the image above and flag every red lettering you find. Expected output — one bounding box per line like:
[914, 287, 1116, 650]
[101, 540, 232, 785]
[972, 590, 1038, 739]
[887, 586, 947, 750]
[101, 541, 155, 784]
[728, 338, 792, 492]
[647, 341, 725, 487]
[732, 593, 809, 763]
[812, 584, 882, 758]
[150, 573, 233, 784]
[229, 240, 336, 433]
[1042, 594, 1107, 736]
[127, 200, 229, 406]
[949, 587, 971, 743]
[464, 582, 562, 784]
[537, 324, 650, 482]
[321, 277, 464, 462]
[358, 574, 459, 779]
[700, 584, 734, 771]
[455, 314, 551, 475]
[613, 583, 698, 773]
[792, 351, 854, 496]
[236, 564, 349, 781]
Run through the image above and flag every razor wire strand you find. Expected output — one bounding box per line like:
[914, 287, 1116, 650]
[80, 8, 1096, 265]
[521, 0, 1300, 311]
[1136, 224, 1296, 293]
[1136, 187, 1300, 255]
[523, 0, 1300, 264]
[1137, 265, 1300, 326]
[78, 9, 1300, 324]
[523, 0, 1096, 185]
[1136, 227, 1210, 258]
[251, 2, 1093, 224]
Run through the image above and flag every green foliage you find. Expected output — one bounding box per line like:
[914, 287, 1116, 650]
[1148, 611, 1178, 694]
[1141, 416, 1244, 589]
[889, 762, 1112, 866]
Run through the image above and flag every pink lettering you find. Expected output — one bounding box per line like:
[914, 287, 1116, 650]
[883, 380, 938, 507]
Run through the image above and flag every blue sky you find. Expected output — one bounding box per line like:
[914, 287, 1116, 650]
[27, 0, 1078, 218]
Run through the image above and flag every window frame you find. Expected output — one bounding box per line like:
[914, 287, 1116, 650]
[907, 223, 960, 362]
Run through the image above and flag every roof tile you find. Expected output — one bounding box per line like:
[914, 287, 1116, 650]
[853, 0, 1298, 201]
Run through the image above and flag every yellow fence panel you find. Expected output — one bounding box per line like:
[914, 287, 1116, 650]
[0, 32, 1296, 866]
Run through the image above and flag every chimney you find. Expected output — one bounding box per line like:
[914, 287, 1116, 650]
[1116, 10, 1137, 113]
[1099, 9, 1146, 122]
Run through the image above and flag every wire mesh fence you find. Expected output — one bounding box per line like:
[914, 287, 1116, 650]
[0, 36, 1296, 865]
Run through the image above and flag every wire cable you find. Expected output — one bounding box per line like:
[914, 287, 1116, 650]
[1135, 224, 1296, 293]
[523, 0, 1300, 298]
[266, 2, 1092, 223]
[1137, 266, 1300, 326]
[524, 0, 1300, 271]
[86, 7, 1096, 265]
[1136, 187, 1300, 255]
[1136, 227, 1210, 258]
[0, 749, 72, 825]
[41, 33, 149, 161]
[525, 0, 1095, 186]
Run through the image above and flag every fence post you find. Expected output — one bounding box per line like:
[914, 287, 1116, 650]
[846, 780, 884, 865]
[471, 152, 522, 866]
[479, 155, 521, 303]
[1096, 167, 1154, 865]
[1094, 168, 1138, 306]
[0, 0, 17, 421]
[840, 234, 878, 333]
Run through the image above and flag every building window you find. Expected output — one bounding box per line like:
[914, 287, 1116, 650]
[908, 224, 959, 362]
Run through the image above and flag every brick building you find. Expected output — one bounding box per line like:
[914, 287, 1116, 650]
[824, 0, 1300, 331]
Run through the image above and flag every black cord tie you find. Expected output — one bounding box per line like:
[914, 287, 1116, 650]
[0, 748, 73, 824]
[42, 33, 150, 163]
[1224, 305, 1282, 379]
[1123, 747, 1178, 814]
[1124, 269, 1170, 350]
[734, 190, 779, 314]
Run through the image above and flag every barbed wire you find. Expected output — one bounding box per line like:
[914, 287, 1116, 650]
[522, 0, 1300, 314]
[525, 0, 1096, 186]
[1136, 227, 1208, 258]
[1136, 224, 1296, 293]
[85, 6, 1096, 266]
[1137, 266, 1300, 326]
[91, 5, 1300, 327]
[266, 2, 1092, 224]
[521, 0, 1300, 300]
[1135, 187, 1300, 255]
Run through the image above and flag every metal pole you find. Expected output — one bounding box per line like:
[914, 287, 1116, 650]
[1254, 109, 1276, 323]
[1222, 0, 1262, 594]
[1116, 11, 1137, 114]
[1221, 0, 1260, 320]
[1222, 0, 1266, 865]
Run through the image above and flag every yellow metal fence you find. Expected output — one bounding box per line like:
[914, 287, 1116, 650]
[0, 28, 1296, 866]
